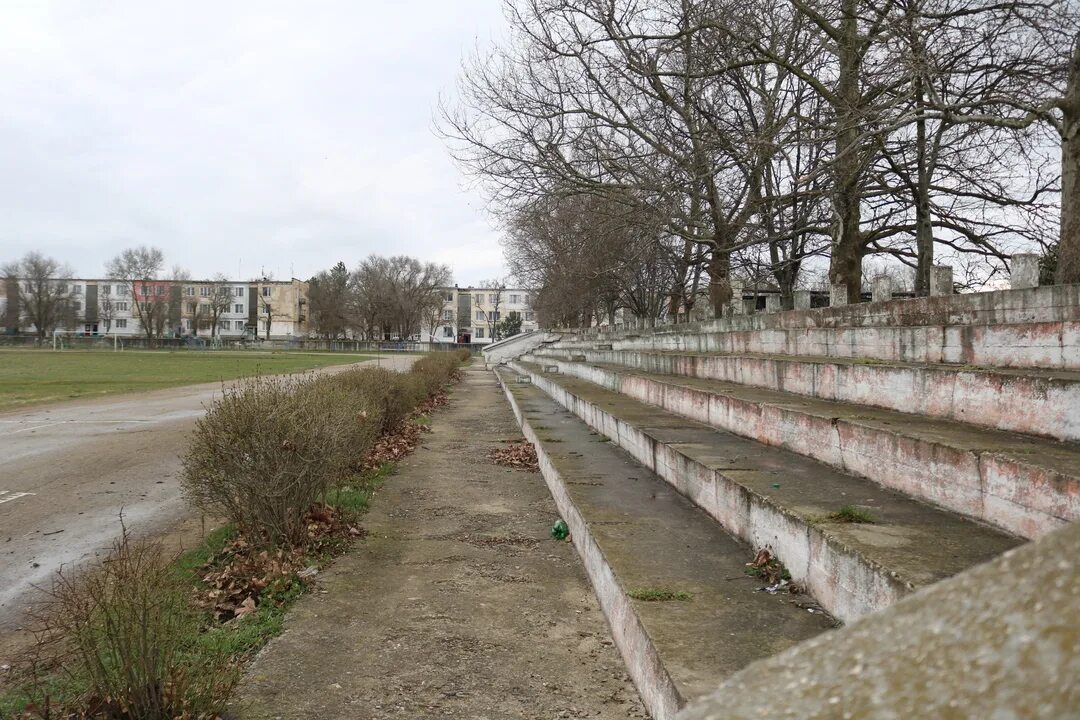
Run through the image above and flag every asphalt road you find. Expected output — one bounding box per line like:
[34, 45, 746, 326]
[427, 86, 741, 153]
[0, 355, 415, 641]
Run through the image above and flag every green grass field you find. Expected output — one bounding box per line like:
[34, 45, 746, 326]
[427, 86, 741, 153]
[0, 349, 374, 412]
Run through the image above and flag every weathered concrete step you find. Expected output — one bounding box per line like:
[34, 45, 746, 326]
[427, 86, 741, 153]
[509, 361, 1020, 624]
[553, 319, 1080, 370]
[522, 357, 1079, 540]
[677, 520, 1080, 720]
[492, 367, 835, 720]
[529, 347, 1080, 441]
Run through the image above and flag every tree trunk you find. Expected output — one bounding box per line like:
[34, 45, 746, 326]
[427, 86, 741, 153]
[1057, 35, 1080, 285]
[914, 78, 934, 295]
[708, 248, 731, 316]
[829, 0, 864, 303]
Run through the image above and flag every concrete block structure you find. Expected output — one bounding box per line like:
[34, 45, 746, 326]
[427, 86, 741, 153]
[485, 281, 1080, 720]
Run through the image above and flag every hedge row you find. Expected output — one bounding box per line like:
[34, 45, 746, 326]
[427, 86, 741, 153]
[180, 349, 469, 546]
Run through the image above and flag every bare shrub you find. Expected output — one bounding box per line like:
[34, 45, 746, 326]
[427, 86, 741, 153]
[180, 374, 356, 546]
[21, 530, 236, 719]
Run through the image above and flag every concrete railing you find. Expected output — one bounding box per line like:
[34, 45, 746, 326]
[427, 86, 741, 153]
[572, 282, 1080, 341]
[480, 330, 562, 365]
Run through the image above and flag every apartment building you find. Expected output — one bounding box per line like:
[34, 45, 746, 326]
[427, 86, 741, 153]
[2, 277, 310, 340]
[423, 286, 538, 344]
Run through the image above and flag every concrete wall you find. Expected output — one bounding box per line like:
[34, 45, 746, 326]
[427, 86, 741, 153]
[530, 347, 1080, 441]
[574, 284, 1080, 339]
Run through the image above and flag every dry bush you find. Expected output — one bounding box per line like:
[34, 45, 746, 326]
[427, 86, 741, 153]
[326, 367, 420, 434]
[21, 531, 236, 719]
[180, 375, 358, 546]
[411, 352, 465, 395]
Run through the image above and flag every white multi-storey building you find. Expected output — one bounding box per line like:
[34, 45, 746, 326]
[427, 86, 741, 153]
[423, 286, 538, 344]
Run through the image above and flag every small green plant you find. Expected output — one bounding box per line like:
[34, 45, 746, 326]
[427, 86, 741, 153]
[628, 588, 692, 602]
[826, 505, 877, 524]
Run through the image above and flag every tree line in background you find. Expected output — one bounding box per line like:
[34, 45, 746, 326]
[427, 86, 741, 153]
[441, 0, 1079, 326]
[300, 256, 453, 340]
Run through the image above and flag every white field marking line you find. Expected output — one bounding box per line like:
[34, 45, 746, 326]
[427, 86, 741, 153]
[0, 491, 36, 505]
[1, 419, 153, 434]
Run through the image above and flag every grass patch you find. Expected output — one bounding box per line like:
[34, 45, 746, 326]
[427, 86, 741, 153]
[0, 349, 374, 412]
[627, 588, 693, 602]
[824, 505, 877, 524]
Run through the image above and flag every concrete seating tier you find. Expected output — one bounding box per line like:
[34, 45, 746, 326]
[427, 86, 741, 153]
[494, 368, 836, 720]
[519, 355, 1079, 539]
[527, 348, 1080, 441]
[556, 320, 1080, 370]
[508, 359, 1020, 624]
[487, 286, 1080, 719]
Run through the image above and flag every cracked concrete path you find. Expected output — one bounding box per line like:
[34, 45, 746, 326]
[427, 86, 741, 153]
[235, 365, 646, 719]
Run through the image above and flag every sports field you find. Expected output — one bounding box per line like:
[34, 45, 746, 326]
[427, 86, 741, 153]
[0, 349, 373, 412]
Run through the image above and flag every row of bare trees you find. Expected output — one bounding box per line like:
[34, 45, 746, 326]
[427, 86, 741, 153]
[307, 256, 452, 340]
[441, 0, 1079, 322]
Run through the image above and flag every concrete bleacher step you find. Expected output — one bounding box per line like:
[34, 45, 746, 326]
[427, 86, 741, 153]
[519, 356, 1080, 540]
[493, 367, 836, 720]
[507, 360, 1023, 625]
[554, 318, 1080, 371]
[529, 347, 1080, 441]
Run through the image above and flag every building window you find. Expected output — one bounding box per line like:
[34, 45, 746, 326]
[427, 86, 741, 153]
[186, 303, 196, 314]
[156, 286, 165, 296]
[488, 293, 498, 303]
[115, 319, 128, 329]
[493, 311, 500, 321]
[442, 326, 453, 337]
[234, 304, 243, 313]
[199, 287, 209, 297]
[184, 286, 194, 296]
[475, 310, 485, 321]
[442, 310, 453, 321]
[444, 292, 453, 302]
[102, 284, 111, 295]
[474, 293, 483, 304]
[235, 287, 244, 296]
[475, 327, 485, 339]
[116, 302, 129, 312]
[118, 284, 129, 295]
[72, 285, 83, 296]
[262, 287, 272, 297]
[525, 311, 535, 321]
[509, 294, 520, 304]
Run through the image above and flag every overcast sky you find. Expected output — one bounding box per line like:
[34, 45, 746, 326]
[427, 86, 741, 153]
[0, 1, 510, 285]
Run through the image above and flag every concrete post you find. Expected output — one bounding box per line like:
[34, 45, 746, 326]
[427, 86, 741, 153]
[729, 281, 745, 315]
[872, 275, 893, 303]
[793, 290, 812, 310]
[930, 265, 954, 296]
[1010, 254, 1040, 290]
[765, 294, 782, 313]
[830, 283, 848, 307]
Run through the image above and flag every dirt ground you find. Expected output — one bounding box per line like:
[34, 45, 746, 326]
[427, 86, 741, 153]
[235, 365, 646, 719]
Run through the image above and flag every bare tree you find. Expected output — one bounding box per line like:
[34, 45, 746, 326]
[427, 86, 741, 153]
[105, 246, 165, 345]
[205, 274, 232, 339]
[1, 252, 74, 340]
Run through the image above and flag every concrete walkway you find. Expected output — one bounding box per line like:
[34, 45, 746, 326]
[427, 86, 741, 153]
[235, 366, 645, 719]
